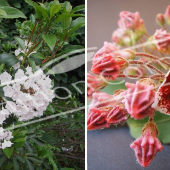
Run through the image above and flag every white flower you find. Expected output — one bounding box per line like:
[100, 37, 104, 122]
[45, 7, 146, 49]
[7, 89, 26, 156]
[15, 48, 22, 56]
[2, 140, 13, 149]
[13, 62, 20, 70]
[0, 72, 12, 84]
[1, 67, 54, 121]
[3, 85, 14, 98]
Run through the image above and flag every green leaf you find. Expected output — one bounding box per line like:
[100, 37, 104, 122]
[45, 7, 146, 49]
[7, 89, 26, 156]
[0, 7, 26, 19]
[27, 157, 43, 164]
[13, 158, 19, 170]
[63, 1, 72, 13]
[0, 63, 5, 74]
[34, 4, 48, 20]
[31, 138, 45, 147]
[30, 53, 45, 59]
[101, 79, 126, 94]
[60, 168, 74, 170]
[68, 17, 85, 36]
[14, 37, 25, 50]
[71, 5, 85, 13]
[127, 111, 170, 144]
[26, 159, 34, 170]
[14, 137, 27, 143]
[0, 0, 9, 6]
[42, 34, 57, 51]
[26, 153, 38, 157]
[16, 155, 25, 163]
[28, 58, 36, 72]
[3, 147, 14, 159]
[50, 4, 61, 18]
[0, 156, 7, 167]
[0, 53, 19, 67]
[0, 9, 7, 18]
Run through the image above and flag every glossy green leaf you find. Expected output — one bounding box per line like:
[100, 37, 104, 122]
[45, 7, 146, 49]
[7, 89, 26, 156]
[3, 147, 14, 158]
[63, 1, 72, 13]
[0, 63, 5, 74]
[30, 52, 45, 59]
[0, 7, 26, 19]
[42, 34, 57, 51]
[0, 53, 19, 67]
[71, 5, 85, 13]
[14, 37, 25, 50]
[0, 9, 7, 18]
[68, 17, 85, 36]
[0, 0, 9, 6]
[14, 137, 27, 143]
[50, 4, 61, 18]
[34, 4, 48, 20]
[28, 58, 36, 72]
[127, 111, 170, 144]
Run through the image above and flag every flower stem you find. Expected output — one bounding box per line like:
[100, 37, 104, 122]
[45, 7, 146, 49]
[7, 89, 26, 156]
[129, 60, 163, 74]
[135, 52, 170, 67]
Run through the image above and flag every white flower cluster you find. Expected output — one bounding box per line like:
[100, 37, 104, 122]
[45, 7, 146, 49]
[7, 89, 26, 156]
[0, 127, 13, 149]
[0, 67, 55, 122]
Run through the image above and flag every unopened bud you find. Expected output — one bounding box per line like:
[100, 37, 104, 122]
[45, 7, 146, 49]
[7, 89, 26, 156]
[156, 14, 165, 26]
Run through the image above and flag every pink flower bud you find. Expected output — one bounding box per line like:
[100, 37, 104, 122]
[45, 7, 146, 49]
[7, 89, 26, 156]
[91, 55, 120, 80]
[156, 14, 165, 26]
[112, 28, 131, 46]
[164, 5, 170, 25]
[107, 105, 128, 125]
[90, 91, 123, 109]
[130, 122, 163, 167]
[93, 42, 119, 64]
[123, 81, 155, 119]
[87, 107, 110, 130]
[87, 73, 107, 99]
[154, 29, 170, 54]
[152, 70, 170, 114]
[118, 11, 144, 30]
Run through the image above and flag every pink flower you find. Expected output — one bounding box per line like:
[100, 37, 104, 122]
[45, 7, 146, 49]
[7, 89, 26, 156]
[107, 105, 128, 125]
[91, 55, 120, 80]
[87, 108, 110, 130]
[87, 73, 107, 99]
[154, 29, 170, 54]
[118, 11, 144, 30]
[123, 81, 155, 119]
[93, 42, 118, 64]
[130, 122, 163, 167]
[152, 70, 170, 115]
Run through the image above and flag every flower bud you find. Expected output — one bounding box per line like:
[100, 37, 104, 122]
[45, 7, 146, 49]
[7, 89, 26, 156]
[87, 73, 107, 99]
[122, 81, 155, 119]
[107, 104, 128, 125]
[130, 121, 163, 167]
[87, 108, 110, 130]
[156, 14, 165, 26]
[154, 29, 170, 54]
[91, 54, 120, 81]
[93, 42, 118, 64]
[164, 5, 170, 25]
